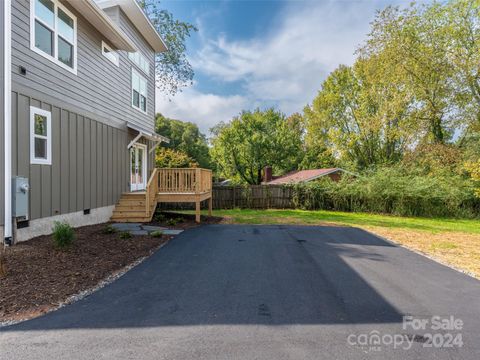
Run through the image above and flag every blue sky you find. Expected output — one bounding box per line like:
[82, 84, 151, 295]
[156, 0, 406, 134]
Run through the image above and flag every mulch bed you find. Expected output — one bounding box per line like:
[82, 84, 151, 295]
[0, 223, 170, 324]
[149, 211, 225, 229]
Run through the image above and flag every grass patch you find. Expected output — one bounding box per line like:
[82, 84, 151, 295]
[181, 208, 480, 234]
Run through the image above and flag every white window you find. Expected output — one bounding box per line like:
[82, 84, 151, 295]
[128, 51, 149, 75]
[30, 107, 52, 165]
[131, 69, 147, 113]
[30, 0, 77, 74]
[102, 41, 119, 66]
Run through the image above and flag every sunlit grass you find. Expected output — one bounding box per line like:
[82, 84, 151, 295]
[182, 208, 480, 234]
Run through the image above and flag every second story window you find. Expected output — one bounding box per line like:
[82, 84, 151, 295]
[132, 69, 147, 113]
[102, 41, 119, 66]
[31, 0, 77, 73]
[129, 52, 149, 75]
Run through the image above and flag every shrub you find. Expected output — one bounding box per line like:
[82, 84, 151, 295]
[154, 213, 166, 222]
[52, 221, 75, 248]
[166, 218, 178, 226]
[119, 231, 132, 239]
[103, 224, 116, 234]
[289, 167, 480, 218]
[150, 230, 163, 238]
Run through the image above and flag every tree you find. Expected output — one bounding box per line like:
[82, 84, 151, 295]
[140, 0, 197, 96]
[304, 61, 416, 170]
[464, 160, 480, 198]
[359, 3, 457, 143]
[155, 148, 198, 168]
[210, 109, 303, 184]
[445, 0, 480, 127]
[155, 114, 211, 168]
[402, 143, 463, 176]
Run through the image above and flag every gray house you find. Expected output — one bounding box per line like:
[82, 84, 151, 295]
[1, 0, 169, 243]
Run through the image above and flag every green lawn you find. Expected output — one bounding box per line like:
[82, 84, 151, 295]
[182, 208, 480, 234]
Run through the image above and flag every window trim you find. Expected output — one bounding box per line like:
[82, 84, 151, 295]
[101, 41, 119, 67]
[30, 0, 78, 74]
[131, 68, 148, 114]
[30, 106, 52, 165]
[128, 51, 149, 76]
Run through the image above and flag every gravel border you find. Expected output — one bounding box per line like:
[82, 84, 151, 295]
[0, 240, 170, 328]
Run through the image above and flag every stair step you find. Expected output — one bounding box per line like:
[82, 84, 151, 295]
[120, 192, 146, 199]
[114, 205, 146, 211]
[112, 210, 149, 217]
[116, 200, 146, 206]
[111, 192, 155, 223]
[111, 217, 151, 223]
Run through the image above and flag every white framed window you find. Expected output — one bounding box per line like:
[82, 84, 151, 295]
[131, 69, 147, 113]
[128, 51, 149, 75]
[30, 106, 52, 165]
[30, 0, 77, 74]
[102, 41, 119, 66]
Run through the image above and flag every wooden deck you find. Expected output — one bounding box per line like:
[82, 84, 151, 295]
[111, 168, 212, 223]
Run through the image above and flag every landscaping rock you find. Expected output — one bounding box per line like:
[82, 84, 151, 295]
[142, 225, 168, 232]
[162, 229, 184, 235]
[130, 230, 149, 236]
[111, 223, 142, 231]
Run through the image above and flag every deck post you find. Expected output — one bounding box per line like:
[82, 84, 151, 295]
[208, 196, 212, 216]
[195, 196, 201, 223]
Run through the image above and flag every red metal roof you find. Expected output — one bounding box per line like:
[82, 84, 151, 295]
[265, 168, 343, 184]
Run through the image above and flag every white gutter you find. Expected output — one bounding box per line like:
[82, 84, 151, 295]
[65, 0, 137, 52]
[4, 0, 12, 243]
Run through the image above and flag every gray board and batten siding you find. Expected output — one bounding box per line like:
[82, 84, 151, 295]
[10, 94, 156, 223]
[2, 0, 158, 224]
[1, 1, 5, 226]
[11, 0, 156, 132]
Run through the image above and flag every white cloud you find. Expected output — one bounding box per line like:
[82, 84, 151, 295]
[156, 0, 396, 134]
[156, 87, 248, 134]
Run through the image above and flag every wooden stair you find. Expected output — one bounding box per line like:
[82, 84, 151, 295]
[111, 192, 155, 222]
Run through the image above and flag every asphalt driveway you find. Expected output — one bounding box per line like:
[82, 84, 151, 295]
[1, 224, 480, 359]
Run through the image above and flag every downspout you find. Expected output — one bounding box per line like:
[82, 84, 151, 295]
[3, 0, 12, 244]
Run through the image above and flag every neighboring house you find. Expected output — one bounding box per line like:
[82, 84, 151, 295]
[263, 167, 351, 185]
[1, 0, 169, 243]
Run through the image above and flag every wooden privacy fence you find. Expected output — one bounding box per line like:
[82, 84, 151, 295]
[159, 185, 295, 210]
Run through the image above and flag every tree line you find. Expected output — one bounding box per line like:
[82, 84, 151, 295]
[155, 0, 480, 208]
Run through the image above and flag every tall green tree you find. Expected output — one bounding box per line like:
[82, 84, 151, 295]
[359, 2, 457, 143]
[446, 0, 480, 127]
[304, 60, 416, 170]
[210, 109, 303, 184]
[155, 148, 198, 168]
[155, 114, 211, 168]
[140, 0, 197, 96]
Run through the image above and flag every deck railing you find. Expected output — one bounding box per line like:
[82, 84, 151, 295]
[145, 168, 212, 216]
[145, 168, 159, 217]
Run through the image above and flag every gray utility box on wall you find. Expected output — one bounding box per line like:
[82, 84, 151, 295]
[12, 177, 29, 220]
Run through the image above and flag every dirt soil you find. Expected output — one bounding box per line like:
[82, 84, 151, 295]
[149, 211, 225, 229]
[0, 223, 170, 324]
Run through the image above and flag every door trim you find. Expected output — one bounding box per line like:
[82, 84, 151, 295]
[130, 143, 147, 192]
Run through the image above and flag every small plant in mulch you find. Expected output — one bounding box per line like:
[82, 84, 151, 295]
[150, 230, 163, 238]
[119, 231, 132, 239]
[102, 224, 117, 234]
[154, 213, 166, 222]
[52, 221, 75, 249]
[166, 218, 178, 226]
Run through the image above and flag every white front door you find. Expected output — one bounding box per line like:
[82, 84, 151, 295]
[130, 143, 147, 191]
